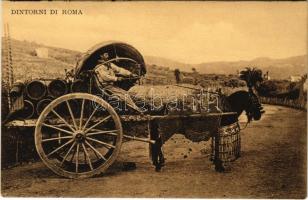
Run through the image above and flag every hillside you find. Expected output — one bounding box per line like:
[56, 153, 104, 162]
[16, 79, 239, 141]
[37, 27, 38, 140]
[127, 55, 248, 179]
[2, 38, 81, 81]
[3, 38, 306, 81]
[195, 55, 307, 79]
[145, 55, 307, 80]
[144, 56, 190, 71]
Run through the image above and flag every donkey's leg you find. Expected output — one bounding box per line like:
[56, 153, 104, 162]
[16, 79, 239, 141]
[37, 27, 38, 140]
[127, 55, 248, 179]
[149, 120, 165, 171]
[149, 120, 159, 170]
[156, 136, 165, 171]
[158, 142, 165, 166]
[213, 130, 226, 172]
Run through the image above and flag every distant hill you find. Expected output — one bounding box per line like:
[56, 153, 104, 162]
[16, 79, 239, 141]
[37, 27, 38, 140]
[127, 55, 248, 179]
[195, 55, 307, 79]
[3, 38, 306, 81]
[144, 56, 190, 71]
[145, 55, 307, 79]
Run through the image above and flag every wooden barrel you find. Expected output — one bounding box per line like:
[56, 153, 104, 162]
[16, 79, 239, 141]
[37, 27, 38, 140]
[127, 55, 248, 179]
[36, 98, 53, 115]
[48, 79, 68, 98]
[25, 80, 47, 100]
[19, 100, 35, 119]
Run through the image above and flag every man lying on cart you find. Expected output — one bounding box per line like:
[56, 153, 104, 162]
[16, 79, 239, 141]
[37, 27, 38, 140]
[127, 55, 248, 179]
[94, 52, 144, 114]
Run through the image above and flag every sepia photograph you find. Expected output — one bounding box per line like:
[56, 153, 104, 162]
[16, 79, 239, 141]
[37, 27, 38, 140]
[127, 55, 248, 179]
[1, 1, 307, 198]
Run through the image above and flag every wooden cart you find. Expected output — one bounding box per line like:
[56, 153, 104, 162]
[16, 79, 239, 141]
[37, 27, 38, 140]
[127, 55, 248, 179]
[4, 42, 238, 178]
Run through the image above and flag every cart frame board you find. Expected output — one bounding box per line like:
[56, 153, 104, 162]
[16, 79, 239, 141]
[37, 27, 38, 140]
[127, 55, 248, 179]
[5, 93, 237, 178]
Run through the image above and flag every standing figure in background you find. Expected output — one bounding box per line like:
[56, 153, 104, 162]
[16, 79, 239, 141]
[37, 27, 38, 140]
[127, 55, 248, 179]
[174, 68, 181, 84]
[191, 67, 199, 85]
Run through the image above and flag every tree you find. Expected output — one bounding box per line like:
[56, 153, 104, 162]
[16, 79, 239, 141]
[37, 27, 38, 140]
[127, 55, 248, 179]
[239, 67, 263, 90]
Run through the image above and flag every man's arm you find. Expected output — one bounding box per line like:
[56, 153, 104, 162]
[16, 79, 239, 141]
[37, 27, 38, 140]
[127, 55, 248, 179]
[110, 63, 132, 77]
[95, 64, 118, 82]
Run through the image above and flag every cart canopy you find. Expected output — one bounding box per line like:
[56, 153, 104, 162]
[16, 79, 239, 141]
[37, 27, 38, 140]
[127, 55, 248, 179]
[75, 41, 146, 79]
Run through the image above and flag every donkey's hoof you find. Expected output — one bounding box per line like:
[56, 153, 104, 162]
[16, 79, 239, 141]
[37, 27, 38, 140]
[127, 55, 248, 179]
[215, 162, 231, 173]
[215, 165, 224, 172]
[155, 165, 162, 172]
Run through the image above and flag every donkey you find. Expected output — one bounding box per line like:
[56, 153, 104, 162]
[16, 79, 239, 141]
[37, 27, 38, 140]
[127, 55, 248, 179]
[149, 88, 264, 171]
[149, 68, 265, 172]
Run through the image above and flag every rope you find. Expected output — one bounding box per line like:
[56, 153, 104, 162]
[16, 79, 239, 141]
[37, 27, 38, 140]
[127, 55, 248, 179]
[3, 23, 14, 110]
[172, 84, 220, 95]
[239, 120, 249, 131]
[6, 23, 14, 86]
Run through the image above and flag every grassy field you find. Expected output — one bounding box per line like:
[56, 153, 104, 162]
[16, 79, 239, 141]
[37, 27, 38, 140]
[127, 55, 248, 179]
[2, 38, 246, 97]
[2, 38, 80, 81]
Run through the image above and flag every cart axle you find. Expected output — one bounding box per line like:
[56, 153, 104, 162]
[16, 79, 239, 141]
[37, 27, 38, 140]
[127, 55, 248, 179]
[123, 135, 155, 144]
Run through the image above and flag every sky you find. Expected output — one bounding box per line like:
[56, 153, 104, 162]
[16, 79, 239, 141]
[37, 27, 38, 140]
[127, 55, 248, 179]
[2, 1, 307, 64]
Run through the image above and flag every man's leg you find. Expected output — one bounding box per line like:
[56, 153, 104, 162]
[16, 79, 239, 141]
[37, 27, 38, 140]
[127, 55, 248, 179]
[104, 85, 143, 113]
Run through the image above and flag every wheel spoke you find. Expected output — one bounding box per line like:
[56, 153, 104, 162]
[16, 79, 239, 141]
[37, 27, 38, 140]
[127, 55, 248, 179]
[85, 140, 107, 161]
[82, 105, 99, 131]
[86, 137, 115, 149]
[69, 143, 77, 162]
[66, 101, 78, 130]
[51, 109, 76, 132]
[86, 130, 118, 137]
[55, 124, 68, 127]
[83, 147, 87, 164]
[57, 132, 61, 144]
[42, 136, 73, 142]
[82, 143, 94, 171]
[92, 149, 100, 160]
[47, 139, 74, 157]
[60, 142, 76, 166]
[76, 144, 80, 173]
[42, 123, 73, 135]
[84, 116, 111, 134]
[46, 123, 71, 129]
[79, 99, 85, 129]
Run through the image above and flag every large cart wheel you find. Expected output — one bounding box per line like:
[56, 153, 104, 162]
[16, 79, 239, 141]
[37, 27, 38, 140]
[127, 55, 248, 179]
[35, 93, 123, 178]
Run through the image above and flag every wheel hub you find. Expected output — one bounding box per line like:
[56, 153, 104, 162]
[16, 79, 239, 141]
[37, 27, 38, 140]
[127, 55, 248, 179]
[74, 131, 85, 143]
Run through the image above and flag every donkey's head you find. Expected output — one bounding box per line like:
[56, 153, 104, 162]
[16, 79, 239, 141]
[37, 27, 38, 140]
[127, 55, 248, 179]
[239, 67, 265, 122]
[245, 89, 264, 122]
[221, 67, 265, 125]
[224, 90, 264, 123]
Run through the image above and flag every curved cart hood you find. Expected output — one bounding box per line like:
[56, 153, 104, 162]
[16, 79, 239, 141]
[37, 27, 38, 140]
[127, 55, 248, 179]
[74, 41, 146, 78]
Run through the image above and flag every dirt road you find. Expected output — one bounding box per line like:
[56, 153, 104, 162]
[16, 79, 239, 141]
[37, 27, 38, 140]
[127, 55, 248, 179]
[1, 105, 306, 198]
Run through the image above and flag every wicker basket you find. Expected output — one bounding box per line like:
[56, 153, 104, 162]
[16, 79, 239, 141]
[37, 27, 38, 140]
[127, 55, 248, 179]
[211, 122, 241, 163]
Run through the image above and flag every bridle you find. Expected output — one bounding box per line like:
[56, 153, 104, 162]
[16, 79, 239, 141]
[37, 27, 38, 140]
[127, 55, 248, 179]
[238, 89, 264, 130]
[246, 89, 263, 122]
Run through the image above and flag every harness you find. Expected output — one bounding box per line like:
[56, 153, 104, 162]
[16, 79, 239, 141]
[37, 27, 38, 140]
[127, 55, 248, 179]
[240, 89, 263, 130]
